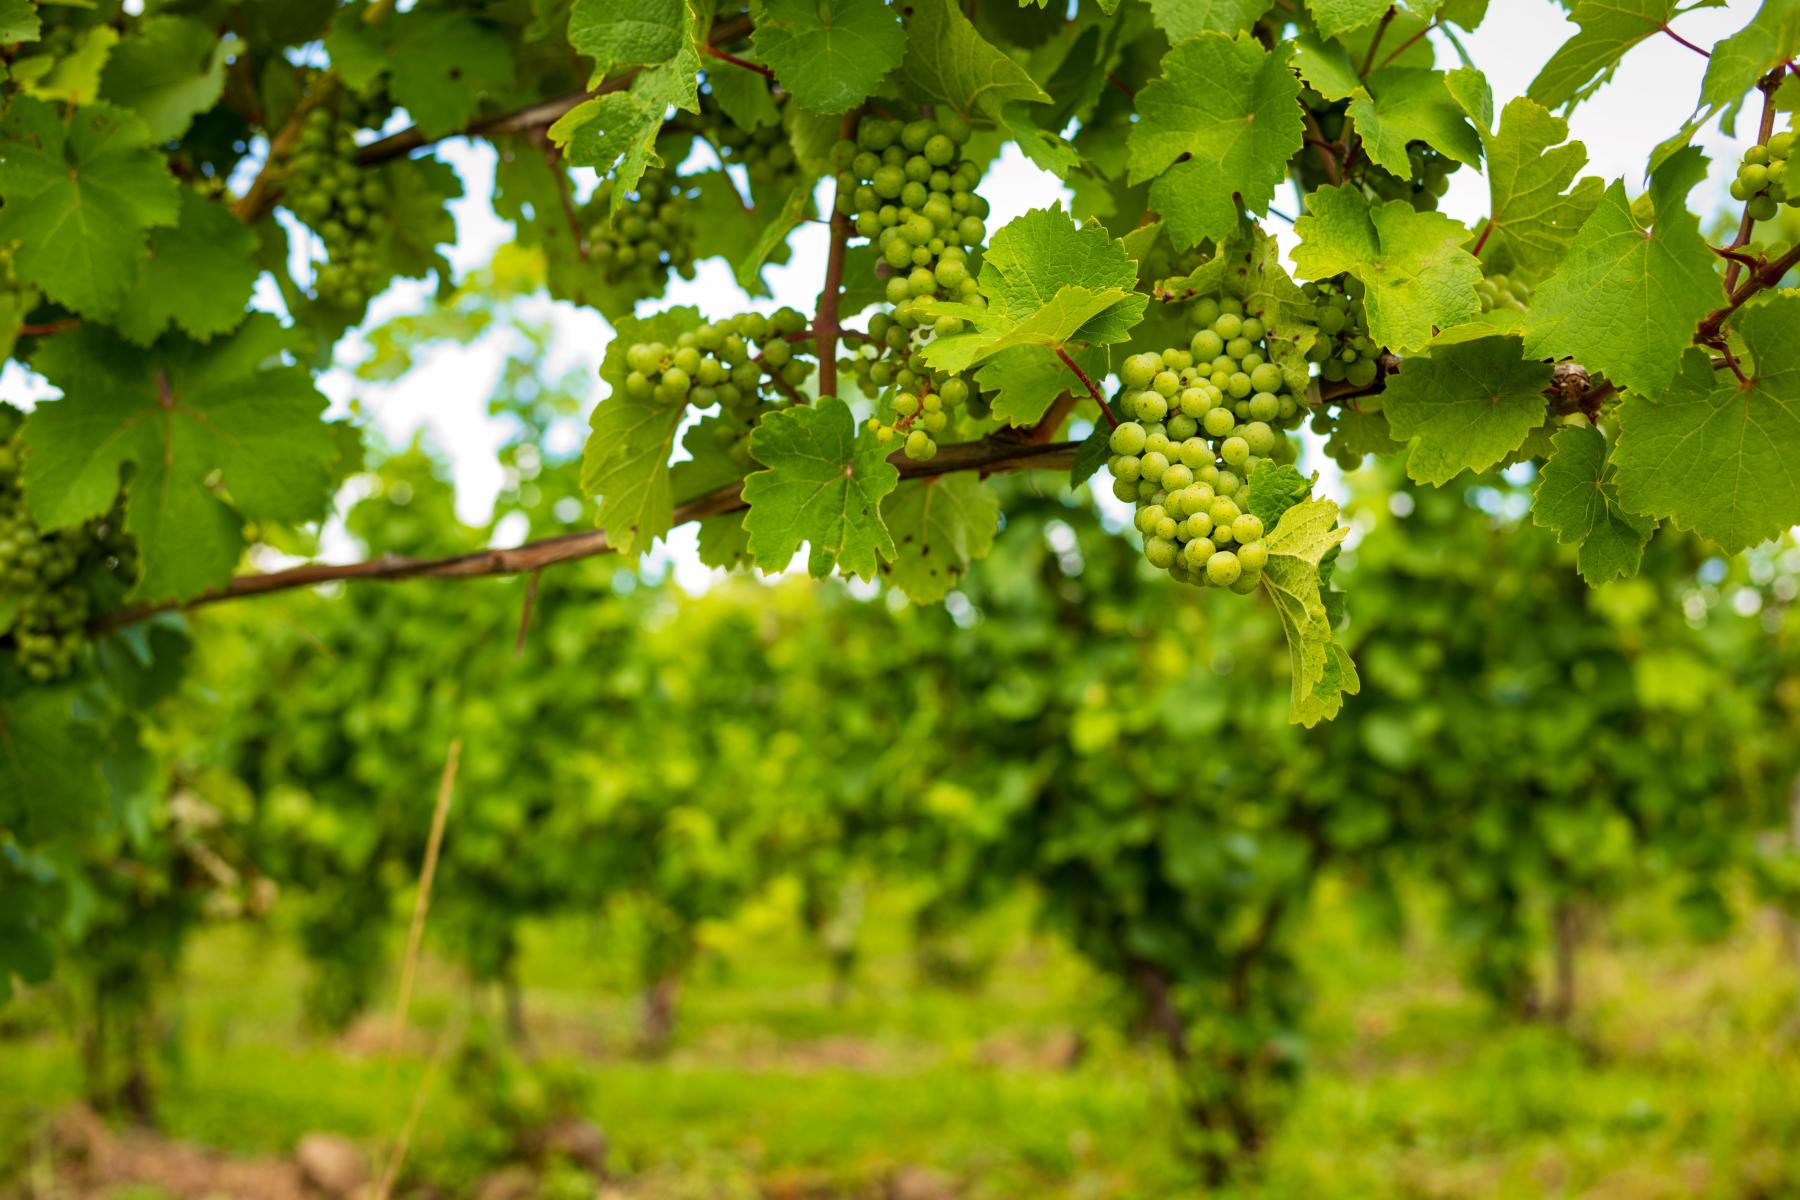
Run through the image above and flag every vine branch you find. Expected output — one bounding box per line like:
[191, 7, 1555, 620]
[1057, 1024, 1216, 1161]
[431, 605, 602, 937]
[814, 111, 859, 399]
[1722, 70, 1785, 294]
[93, 438, 1083, 634]
[1056, 347, 1115, 430]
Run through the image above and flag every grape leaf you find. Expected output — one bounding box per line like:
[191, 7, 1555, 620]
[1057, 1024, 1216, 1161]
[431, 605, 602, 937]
[99, 15, 236, 141]
[697, 512, 753, 569]
[1697, 0, 1800, 135]
[1126, 33, 1302, 248]
[0, 689, 105, 841]
[1307, 0, 1393, 38]
[978, 343, 1109, 427]
[580, 307, 704, 557]
[742, 398, 900, 580]
[1245, 463, 1314, 526]
[1531, 424, 1654, 584]
[1259, 497, 1359, 727]
[22, 318, 338, 601]
[1165, 221, 1320, 395]
[1147, 0, 1273, 39]
[388, 9, 517, 140]
[569, 0, 699, 84]
[1382, 334, 1553, 484]
[1292, 32, 1361, 101]
[16, 25, 116, 103]
[550, 90, 668, 206]
[900, 0, 1049, 119]
[1292, 184, 1481, 353]
[1527, 0, 1721, 111]
[1070, 409, 1117, 490]
[1613, 300, 1800, 554]
[0, 98, 178, 320]
[1523, 150, 1716, 399]
[920, 207, 1145, 407]
[1349, 68, 1485, 179]
[113, 190, 258, 346]
[751, 0, 904, 114]
[0, 0, 40, 43]
[878, 474, 1000, 603]
[709, 60, 781, 129]
[1456, 94, 1604, 281]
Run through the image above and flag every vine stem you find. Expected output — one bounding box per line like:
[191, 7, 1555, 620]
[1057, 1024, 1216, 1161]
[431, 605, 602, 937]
[1056, 347, 1115, 430]
[1470, 219, 1494, 258]
[92, 438, 1084, 634]
[1376, 18, 1436, 70]
[1359, 7, 1396, 77]
[1723, 70, 1785, 294]
[233, 74, 337, 223]
[17, 319, 79, 337]
[814, 111, 858, 399]
[703, 44, 774, 79]
[1659, 23, 1710, 59]
[1696, 241, 1800, 345]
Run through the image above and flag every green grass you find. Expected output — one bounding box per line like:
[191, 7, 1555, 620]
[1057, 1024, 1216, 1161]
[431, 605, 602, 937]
[4, 879, 1798, 1199]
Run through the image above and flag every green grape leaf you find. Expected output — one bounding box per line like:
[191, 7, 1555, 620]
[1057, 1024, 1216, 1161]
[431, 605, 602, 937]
[1460, 95, 1605, 281]
[1348, 68, 1485, 179]
[1382, 334, 1553, 484]
[113, 190, 258, 346]
[742, 397, 900, 580]
[1127, 33, 1302, 247]
[709, 61, 781, 129]
[388, 9, 517, 140]
[1292, 32, 1361, 101]
[751, 0, 905, 114]
[569, 0, 699, 83]
[1697, 0, 1800, 135]
[1613, 301, 1800, 554]
[1245, 462, 1315, 526]
[900, 0, 1049, 120]
[920, 208, 1145, 406]
[978, 343, 1109, 428]
[16, 25, 116, 103]
[1292, 184, 1480, 353]
[878, 474, 1000, 603]
[1259, 497, 1359, 726]
[1523, 151, 1716, 398]
[580, 307, 704, 557]
[0, 0, 41, 43]
[1328, 404, 1405, 462]
[22, 318, 338, 601]
[0, 98, 178, 320]
[1527, 0, 1720, 111]
[322, 14, 388, 92]
[1306, 0, 1392, 38]
[0, 690, 105, 841]
[98, 15, 236, 141]
[1070, 410, 1117, 490]
[696, 512, 753, 569]
[1531, 424, 1654, 584]
[1147, 0, 1273, 39]
[549, 89, 667, 205]
[996, 103, 1082, 179]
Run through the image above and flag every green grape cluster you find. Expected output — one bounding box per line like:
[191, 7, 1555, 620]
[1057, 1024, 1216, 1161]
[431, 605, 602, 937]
[624, 308, 811, 468]
[0, 431, 134, 683]
[1301, 276, 1382, 389]
[852, 311, 987, 462]
[587, 169, 699, 291]
[1366, 143, 1456, 212]
[1476, 273, 1532, 313]
[285, 97, 389, 308]
[831, 112, 990, 316]
[701, 95, 801, 198]
[1103, 298, 1304, 590]
[1731, 127, 1798, 222]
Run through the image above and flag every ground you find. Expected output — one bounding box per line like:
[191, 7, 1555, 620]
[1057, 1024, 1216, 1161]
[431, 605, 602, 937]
[2, 879, 1797, 1199]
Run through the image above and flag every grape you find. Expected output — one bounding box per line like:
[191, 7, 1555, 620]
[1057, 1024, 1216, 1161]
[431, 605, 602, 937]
[1475, 273, 1532, 315]
[1734, 123, 1799, 217]
[586, 168, 700, 294]
[284, 93, 393, 309]
[699, 93, 802, 201]
[623, 311, 813, 466]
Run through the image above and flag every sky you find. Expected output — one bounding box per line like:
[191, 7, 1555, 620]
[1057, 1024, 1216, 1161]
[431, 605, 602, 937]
[0, 0, 1773, 589]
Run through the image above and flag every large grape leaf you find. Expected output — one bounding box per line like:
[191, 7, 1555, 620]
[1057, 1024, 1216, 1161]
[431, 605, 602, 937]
[569, 0, 703, 89]
[1259, 497, 1359, 727]
[22, 318, 338, 601]
[1696, 0, 1800, 134]
[919, 207, 1145, 418]
[751, 0, 904, 113]
[1612, 300, 1800, 554]
[1532, 424, 1654, 584]
[1306, 0, 1391, 38]
[1451, 88, 1605, 282]
[1126, 33, 1302, 248]
[878, 474, 1000, 603]
[1523, 149, 1716, 399]
[0, 98, 178, 320]
[900, 0, 1048, 119]
[549, 87, 670, 209]
[1382, 335, 1553, 484]
[98, 15, 235, 141]
[977, 344, 1108, 427]
[0, 690, 105, 842]
[742, 398, 900, 580]
[389, 9, 517, 139]
[1348, 68, 1484, 179]
[1147, 0, 1273, 38]
[14, 24, 116, 102]
[0, 0, 40, 43]
[1292, 184, 1480, 352]
[1528, 0, 1722, 110]
[113, 190, 258, 346]
[580, 307, 704, 557]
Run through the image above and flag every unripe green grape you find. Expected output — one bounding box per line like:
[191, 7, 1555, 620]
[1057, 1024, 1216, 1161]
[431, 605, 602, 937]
[1161, 463, 1194, 491]
[1203, 407, 1236, 437]
[1206, 550, 1241, 586]
[1208, 496, 1240, 526]
[1140, 451, 1170, 482]
[905, 429, 936, 459]
[1237, 540, 1268, 571]
[1145, 536, 1178, 569]
[1135, 391, 1169, 422]
[1220, 436, 1250, 466]
[1113, 476, 1139, 502]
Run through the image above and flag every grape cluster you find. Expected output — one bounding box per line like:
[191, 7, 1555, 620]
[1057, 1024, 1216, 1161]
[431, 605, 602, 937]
[285, 98, 389, 308]
[625, 309, 811, 468]
[1731, 128, 1798, 222]
[1476, 273, 1531, 314]
[1366, 144, 1456, 212]
[1103, 298, 1305, 590]
[1301, 277, 1383, 389]
[701, 96, 801, 198]
[0, 429, 134, 683]
[587, 169, 699, 291]
[852, 311, 987, 461]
